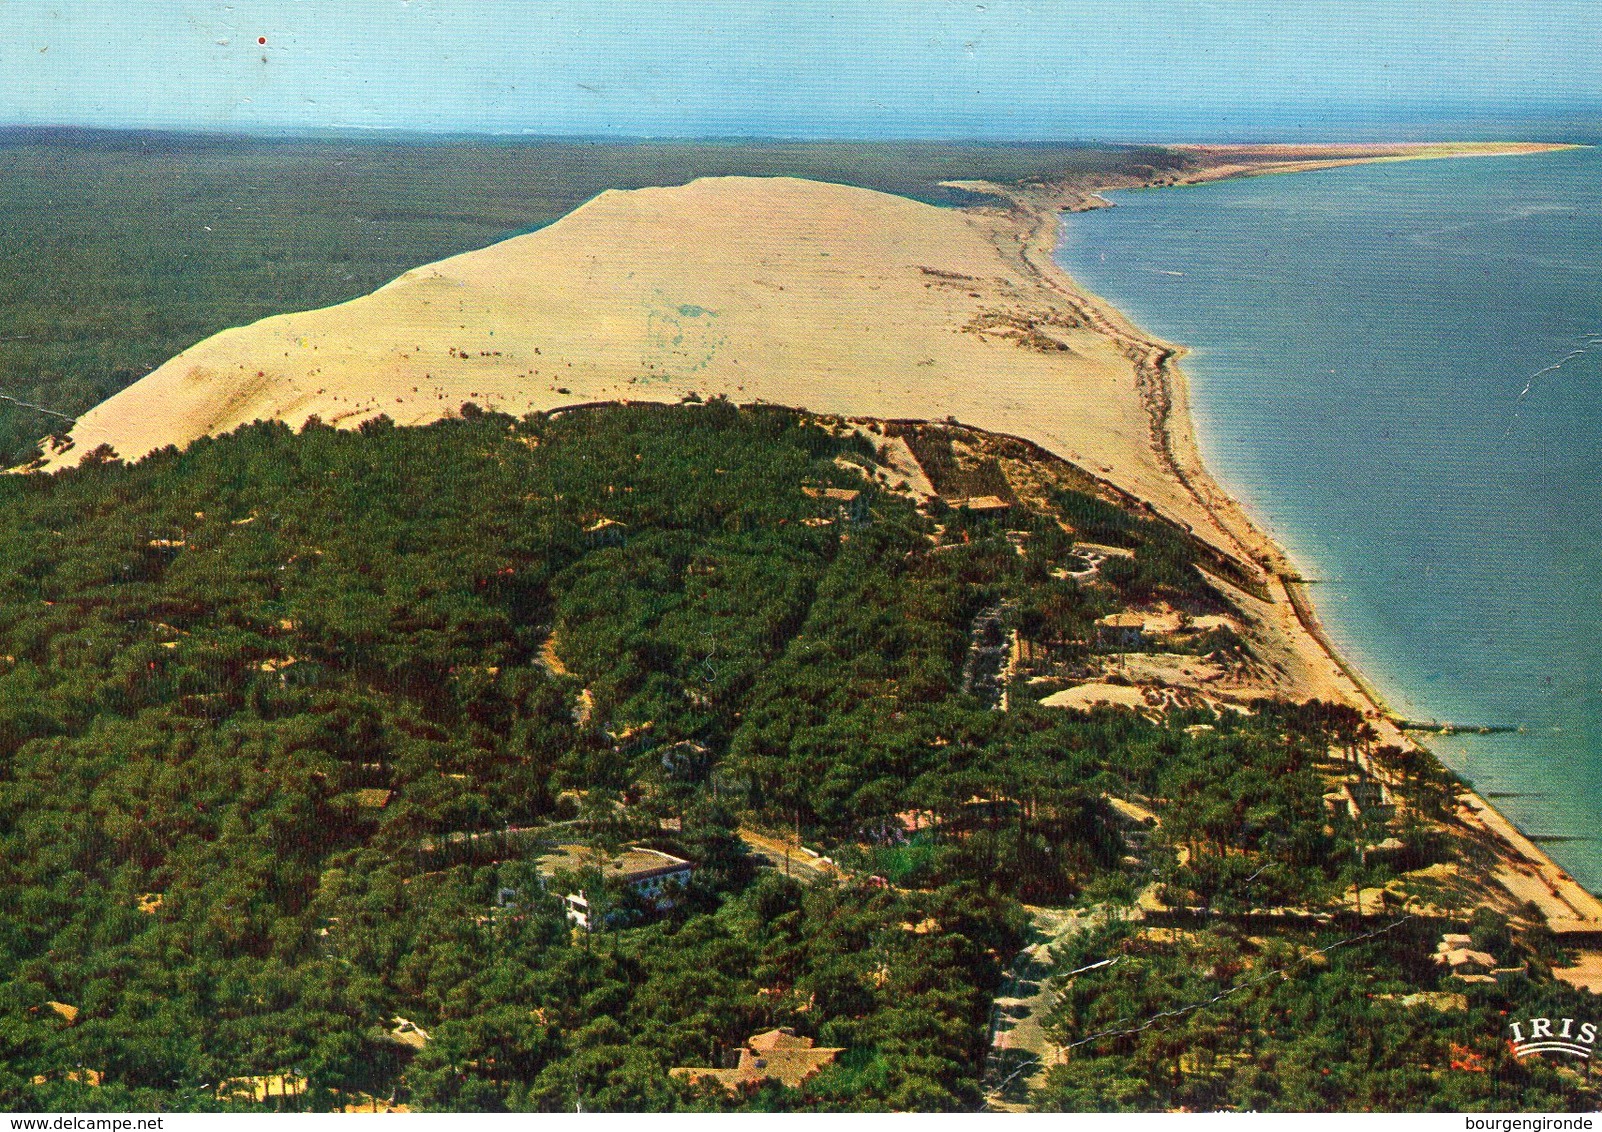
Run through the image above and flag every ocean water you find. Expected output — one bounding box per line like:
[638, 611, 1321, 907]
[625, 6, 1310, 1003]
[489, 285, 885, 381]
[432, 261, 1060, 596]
[1056, 148, 1602, 891]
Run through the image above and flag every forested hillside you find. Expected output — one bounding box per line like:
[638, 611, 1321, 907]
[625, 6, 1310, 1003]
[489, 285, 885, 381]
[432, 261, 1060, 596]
[0, 403, 1589, 1112]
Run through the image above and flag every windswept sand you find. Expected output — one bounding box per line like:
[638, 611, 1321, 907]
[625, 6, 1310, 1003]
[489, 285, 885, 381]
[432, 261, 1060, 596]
[44, 175, 1229, 545]
[1038, 683, 1151, 712]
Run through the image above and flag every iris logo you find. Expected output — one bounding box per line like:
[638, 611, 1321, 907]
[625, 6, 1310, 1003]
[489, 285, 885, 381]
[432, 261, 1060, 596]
[1508, 1017, 1598, 1060]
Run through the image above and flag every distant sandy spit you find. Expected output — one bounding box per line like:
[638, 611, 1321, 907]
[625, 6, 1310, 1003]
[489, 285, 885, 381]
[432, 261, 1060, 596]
[940, 143, 1582, 218]
[1163, 141, 1584, 188]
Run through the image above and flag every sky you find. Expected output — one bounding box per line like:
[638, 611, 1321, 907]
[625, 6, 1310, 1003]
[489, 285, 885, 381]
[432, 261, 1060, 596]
[0, 0, 1599, 140]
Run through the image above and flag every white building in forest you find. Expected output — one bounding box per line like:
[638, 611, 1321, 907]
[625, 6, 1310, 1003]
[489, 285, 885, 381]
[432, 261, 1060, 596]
[535, 844, 692, 930]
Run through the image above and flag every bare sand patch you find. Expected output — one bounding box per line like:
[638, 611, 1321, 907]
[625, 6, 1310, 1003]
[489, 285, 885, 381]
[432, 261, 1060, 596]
[1553, 950, 1602, 995]
[1112, 652, 1225, 687]
[1038, 683, 1149, 712]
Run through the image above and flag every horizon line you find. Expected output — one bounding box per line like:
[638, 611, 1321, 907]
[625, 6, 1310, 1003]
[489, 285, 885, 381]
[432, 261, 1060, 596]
[0, 122, 1594, 149]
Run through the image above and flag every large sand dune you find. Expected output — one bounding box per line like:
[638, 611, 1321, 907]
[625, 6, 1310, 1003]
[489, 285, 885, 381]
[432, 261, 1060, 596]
[44, 175, 1223, 543]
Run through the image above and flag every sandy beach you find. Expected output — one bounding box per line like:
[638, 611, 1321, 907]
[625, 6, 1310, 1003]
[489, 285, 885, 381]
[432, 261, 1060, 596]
[36, 143, 1601, 952]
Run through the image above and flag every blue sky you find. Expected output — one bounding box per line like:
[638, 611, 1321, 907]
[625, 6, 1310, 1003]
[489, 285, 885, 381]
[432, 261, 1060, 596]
[1, 0, 1598, 140]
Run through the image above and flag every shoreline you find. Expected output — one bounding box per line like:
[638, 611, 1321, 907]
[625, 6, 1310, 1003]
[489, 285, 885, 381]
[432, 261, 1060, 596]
[1004, 152, 1602, 947]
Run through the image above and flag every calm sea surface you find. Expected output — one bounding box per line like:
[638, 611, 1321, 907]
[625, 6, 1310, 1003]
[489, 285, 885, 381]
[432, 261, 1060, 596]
[1057, 148, 1602, 890]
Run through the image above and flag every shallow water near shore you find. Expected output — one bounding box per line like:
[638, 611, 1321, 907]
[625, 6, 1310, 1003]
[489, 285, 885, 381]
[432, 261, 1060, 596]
[1057, 147, 1602, 891]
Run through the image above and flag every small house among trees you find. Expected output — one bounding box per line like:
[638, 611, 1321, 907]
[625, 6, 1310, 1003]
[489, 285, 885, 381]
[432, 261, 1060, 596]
[671, 1028, 843, 1091]
[536, 844, 693, 930]
[1095, 612, 1147, 649]
[803, 485, 870, 524]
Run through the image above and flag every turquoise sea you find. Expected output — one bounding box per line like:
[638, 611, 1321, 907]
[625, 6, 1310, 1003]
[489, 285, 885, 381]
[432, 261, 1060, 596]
[1056, 147, 1602, 891]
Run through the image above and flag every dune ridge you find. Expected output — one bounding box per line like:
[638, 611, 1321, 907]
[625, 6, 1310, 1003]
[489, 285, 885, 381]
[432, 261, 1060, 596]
[41, 175, 1231, 546]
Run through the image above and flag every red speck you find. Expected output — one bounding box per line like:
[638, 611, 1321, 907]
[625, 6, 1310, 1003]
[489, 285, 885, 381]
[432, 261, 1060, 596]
[258, 36, 267, 45]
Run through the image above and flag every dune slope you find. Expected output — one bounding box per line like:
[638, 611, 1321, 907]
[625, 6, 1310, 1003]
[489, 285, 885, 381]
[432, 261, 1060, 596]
[45, 175, 1223, 541]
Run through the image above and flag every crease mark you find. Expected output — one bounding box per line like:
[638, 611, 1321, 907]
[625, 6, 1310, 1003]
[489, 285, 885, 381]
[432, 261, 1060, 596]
[1505, 331, 1602, 435]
